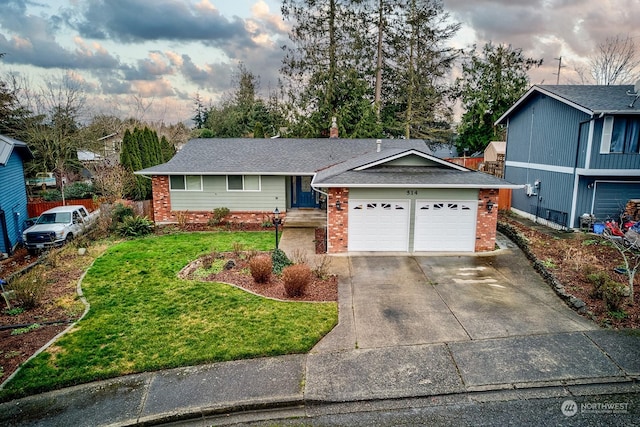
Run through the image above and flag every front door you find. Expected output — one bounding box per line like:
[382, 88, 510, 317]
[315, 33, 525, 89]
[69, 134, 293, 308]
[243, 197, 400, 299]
[292, 176, 317, 208]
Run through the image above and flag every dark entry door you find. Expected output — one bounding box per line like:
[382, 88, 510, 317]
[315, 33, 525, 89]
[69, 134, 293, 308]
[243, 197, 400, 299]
[292, 176, 317, 208]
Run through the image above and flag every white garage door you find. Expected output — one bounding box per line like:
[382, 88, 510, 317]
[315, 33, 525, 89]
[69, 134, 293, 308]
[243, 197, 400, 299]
[348, 200, 410, 251]
[414, 200, 477, 252]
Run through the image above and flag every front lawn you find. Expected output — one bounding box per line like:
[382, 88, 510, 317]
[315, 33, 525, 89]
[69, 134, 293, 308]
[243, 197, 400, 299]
[0, 232, 337, 400]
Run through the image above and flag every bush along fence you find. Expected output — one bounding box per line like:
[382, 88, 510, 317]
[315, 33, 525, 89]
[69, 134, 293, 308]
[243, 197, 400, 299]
[497, 221, 592, 318]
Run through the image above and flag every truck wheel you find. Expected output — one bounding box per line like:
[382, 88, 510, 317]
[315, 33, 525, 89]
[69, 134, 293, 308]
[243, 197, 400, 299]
[65, 233, 74, 243]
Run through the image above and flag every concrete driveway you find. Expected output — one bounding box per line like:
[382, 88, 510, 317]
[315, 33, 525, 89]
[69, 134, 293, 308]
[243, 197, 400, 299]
[314, 248, 598, 352]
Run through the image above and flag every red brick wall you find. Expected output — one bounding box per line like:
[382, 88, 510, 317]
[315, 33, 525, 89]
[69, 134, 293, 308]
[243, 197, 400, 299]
[150, 175, 280, 225]
[327, 187, 349, 253]
[476, 189, 499, 252]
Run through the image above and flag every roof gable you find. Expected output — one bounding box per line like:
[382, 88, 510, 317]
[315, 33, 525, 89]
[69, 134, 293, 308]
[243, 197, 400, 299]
[354, 150, 468, 171]
[496, 84, 640, 125]
[0, 134, 34, 166]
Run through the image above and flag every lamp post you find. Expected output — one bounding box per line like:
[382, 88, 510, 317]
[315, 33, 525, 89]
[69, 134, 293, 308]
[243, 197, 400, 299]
[272, 207, 282, 249]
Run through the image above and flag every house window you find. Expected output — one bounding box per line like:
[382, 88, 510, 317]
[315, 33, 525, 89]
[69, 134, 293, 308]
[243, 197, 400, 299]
[601, 116, 640, 154]
[227, 175, 261, 191]
[170, 175, 202, 191]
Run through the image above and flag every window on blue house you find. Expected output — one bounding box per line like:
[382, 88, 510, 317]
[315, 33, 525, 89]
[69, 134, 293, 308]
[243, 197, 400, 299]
[601, 116, 640, 153]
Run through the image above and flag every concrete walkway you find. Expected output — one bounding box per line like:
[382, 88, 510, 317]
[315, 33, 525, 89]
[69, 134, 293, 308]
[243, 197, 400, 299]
[1, 229, 639, 426]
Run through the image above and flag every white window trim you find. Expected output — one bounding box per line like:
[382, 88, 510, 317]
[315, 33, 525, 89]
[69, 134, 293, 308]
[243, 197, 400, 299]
[600, 116, 613, 154]
[226, 175, 262, 192]
[169, 175, 203, 191]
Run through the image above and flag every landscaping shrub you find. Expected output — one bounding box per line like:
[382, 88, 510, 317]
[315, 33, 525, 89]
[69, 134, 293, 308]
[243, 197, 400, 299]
[111, 203, 135, 225]
[9, 265, 47, 309]
[282, 264, 312, 297]
[64, 182, 94, 199]
[116, 216, 155, 237]
[208, 207, 230, 226]
[41, 189, 62, 201]
[249, 255, 272, 283]
[587, 271, 626, 310]
[272, 249, 293, 274]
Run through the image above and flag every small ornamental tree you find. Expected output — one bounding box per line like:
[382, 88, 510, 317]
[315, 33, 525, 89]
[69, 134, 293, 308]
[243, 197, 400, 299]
[603, 236, 639, 304]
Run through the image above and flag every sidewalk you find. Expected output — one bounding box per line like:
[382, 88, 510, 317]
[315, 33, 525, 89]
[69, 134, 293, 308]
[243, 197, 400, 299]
[1, 229, 639, 426]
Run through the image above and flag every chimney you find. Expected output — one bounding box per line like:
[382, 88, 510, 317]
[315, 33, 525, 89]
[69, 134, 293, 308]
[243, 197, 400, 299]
[330, 117, 339, 139]
[376, 139, 381, 152]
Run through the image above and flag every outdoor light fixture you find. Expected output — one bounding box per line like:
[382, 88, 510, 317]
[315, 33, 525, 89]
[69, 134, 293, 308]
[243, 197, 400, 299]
[272, 207, 282, 249]
[486, 200, 495, 213]
[335, 200, 342, 211]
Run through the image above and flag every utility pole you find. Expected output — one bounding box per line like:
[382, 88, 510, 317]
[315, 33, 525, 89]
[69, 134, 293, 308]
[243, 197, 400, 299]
[554, 56, 565, 84]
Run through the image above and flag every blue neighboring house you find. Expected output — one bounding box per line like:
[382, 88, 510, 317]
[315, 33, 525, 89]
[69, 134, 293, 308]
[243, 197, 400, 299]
[0, 134, 34, 255]
[496, 84, 640, 229]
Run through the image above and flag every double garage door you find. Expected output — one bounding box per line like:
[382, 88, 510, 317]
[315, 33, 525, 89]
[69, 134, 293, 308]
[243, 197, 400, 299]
[348, 199, 477, 252]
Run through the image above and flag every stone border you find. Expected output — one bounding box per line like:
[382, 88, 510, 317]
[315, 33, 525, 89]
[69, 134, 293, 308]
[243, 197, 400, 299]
[497, 222, 593, 318]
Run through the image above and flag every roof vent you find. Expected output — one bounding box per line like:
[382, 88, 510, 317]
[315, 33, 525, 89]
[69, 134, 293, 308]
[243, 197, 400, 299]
[376, 139, 381, 152]
[627, 79, 640, 108]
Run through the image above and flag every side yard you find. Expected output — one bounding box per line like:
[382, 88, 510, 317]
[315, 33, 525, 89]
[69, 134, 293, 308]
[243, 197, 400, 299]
[499, 214, 639, 329]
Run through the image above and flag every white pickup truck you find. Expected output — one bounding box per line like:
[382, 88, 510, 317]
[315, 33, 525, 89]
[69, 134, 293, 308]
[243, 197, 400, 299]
[22, 205, 99, 254]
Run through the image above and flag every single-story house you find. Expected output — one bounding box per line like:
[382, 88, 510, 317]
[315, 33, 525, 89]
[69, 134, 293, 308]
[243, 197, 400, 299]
[0, 134, 34, 255]
[136, 138, 520, 253]
[496, 84, 640, 229]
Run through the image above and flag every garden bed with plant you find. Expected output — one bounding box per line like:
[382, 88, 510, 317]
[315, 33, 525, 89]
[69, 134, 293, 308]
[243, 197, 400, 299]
[499, 214, 639, 329]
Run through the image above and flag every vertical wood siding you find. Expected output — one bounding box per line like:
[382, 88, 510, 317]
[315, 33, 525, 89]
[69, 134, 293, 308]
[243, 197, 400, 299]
[0, 152, 29, 252]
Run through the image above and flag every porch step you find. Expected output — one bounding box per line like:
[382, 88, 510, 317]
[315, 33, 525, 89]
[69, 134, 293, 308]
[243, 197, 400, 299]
[284, 209, 327, 228]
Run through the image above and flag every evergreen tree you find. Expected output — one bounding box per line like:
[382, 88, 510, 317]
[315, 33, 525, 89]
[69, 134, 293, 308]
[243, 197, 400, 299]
[455, 42, 542, 153]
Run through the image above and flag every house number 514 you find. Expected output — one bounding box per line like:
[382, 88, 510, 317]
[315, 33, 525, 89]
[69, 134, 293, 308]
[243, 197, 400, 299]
[407, 190, 418, 195]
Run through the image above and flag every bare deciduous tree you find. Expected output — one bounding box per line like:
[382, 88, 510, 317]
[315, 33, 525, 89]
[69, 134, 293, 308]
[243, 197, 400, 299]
[589, 35, 640, 85]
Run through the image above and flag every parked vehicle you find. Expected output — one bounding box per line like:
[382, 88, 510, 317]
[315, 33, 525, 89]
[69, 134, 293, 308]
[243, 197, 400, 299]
[22, 205, 99, 254]
[25, 172, 56, 189]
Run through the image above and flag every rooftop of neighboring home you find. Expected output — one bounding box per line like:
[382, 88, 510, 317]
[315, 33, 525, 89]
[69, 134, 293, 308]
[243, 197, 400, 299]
[497, 84, 640, 124]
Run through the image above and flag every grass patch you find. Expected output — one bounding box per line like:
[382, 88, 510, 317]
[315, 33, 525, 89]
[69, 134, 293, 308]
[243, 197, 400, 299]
[1, 232, 337, 400]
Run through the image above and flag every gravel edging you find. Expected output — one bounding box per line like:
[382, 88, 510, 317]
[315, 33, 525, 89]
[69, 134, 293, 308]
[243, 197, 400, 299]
[497, 221, 594, 319]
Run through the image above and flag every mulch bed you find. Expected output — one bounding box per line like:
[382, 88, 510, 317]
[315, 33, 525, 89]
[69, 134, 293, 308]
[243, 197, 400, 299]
[178, 251, 338, 302]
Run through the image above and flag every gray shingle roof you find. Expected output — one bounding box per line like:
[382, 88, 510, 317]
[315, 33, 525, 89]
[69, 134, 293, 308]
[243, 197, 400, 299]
[137, 137, 520, 189]
[137, 138, 428, 175]
[539, 85, 639, 113]
[496, 84, 640, 124]
[315, 166, 517, 188]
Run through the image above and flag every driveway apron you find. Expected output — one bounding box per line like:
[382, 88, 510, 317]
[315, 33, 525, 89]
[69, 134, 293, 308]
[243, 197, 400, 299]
[348, 256, 470, 349]
[329, 246, 597, 351]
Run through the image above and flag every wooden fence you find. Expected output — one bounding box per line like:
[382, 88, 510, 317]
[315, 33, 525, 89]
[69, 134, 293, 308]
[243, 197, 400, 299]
[498, 188, 512, 211]
[27, 199, 100, 218]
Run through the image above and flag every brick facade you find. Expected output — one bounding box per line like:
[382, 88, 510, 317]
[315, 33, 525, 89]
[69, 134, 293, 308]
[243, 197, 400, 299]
[150, 175, 280, 225]
[327, 187, 349, 253]
[152, 175, 498, 253]
[475, 188, 499, 252]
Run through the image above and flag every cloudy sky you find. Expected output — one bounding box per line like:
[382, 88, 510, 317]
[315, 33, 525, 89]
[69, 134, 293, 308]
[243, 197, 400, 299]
[0, 0, 638, 125]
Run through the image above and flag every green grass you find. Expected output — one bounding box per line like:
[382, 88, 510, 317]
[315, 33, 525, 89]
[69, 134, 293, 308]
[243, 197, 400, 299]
[1, 232, 337, 400]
